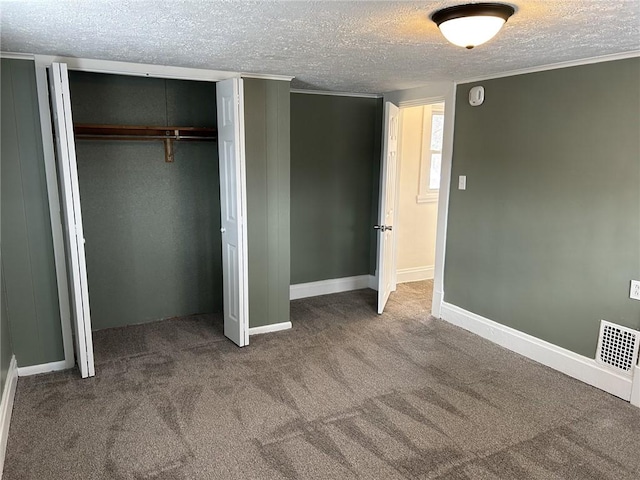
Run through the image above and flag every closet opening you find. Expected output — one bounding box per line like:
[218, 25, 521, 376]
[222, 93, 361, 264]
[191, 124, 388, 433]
[67, 70, 225, 368]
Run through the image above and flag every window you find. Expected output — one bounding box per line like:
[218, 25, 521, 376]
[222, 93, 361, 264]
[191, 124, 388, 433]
[417, 104, 445, 203]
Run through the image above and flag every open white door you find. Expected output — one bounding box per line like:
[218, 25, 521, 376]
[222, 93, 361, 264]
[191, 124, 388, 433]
[48, 62, 95, 377]
[376, 101, 400, 314]
[216, 78, 249, 347]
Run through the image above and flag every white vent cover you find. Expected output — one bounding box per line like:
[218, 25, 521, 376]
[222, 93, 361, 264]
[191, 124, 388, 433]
[596, 320, 640, 374]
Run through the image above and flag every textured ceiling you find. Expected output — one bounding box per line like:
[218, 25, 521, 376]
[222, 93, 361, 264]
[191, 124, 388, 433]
[1, 1, 638, 93]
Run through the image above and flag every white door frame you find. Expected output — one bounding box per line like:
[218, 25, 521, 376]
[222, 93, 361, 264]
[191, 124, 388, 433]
[382, 83, 457, 318]
[392, 98, 446, 299]
[30, 55, 272, 371]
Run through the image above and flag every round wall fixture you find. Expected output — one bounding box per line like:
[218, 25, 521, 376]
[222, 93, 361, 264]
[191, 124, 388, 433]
[469, 86, 485, 106]
[431, 3, 515, 49]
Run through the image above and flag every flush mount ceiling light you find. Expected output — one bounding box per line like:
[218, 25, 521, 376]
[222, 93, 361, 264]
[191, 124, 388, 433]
[431, 3, 515, 49]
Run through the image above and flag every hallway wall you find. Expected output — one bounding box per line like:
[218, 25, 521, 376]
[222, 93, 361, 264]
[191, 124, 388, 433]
[396, 105, 438, 282]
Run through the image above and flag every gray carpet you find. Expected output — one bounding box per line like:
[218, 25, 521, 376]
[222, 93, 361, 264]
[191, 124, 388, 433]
[4, 281, 640, 479]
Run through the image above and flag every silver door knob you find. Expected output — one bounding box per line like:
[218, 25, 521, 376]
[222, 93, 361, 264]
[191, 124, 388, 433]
[374, 225, 383, 230]
[220, 227, 226, 233]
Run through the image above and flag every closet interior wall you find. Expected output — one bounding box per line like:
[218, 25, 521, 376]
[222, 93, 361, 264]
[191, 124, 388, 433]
[69, 71, 222, 330]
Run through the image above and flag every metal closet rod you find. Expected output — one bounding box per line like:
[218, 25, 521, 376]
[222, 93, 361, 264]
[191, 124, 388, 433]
[73, 124, 218, 162]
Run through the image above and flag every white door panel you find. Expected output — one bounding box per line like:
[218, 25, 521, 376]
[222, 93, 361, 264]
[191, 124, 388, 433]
[216, 78, 249, 347]
[376, 102, 400, 314]
[48, 62, 95, 378]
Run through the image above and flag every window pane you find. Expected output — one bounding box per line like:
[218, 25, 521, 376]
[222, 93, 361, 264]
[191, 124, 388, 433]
[429, 153, 441, 190]
[430, 114, 444, 151]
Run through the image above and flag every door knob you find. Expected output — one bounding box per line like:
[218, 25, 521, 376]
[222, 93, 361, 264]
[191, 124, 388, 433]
[220, 227, 226, 233]
[374, 225, 383, 230]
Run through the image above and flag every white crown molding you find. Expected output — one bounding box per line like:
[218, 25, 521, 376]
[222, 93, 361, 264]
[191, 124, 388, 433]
[456, 50, 640, 85]
[242, 72, 294, 81]
[3, 52, 293, 82]
[6, 50, 637, 90]
[248, 321, 292, 336]
[7, 52, 276, 83]
[0, 51, 35, 60]
[290, 88, 382, 99]
[31, 54, 239, 82]
[0, 356, 18, 478]
[440, 302, 633, 401]
[17, 360, 68, 377]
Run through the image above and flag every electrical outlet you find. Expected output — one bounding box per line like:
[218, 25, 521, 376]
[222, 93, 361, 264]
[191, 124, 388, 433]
[631, 280, 640, 301]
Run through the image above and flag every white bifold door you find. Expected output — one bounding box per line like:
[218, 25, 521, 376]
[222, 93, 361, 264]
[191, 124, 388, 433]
[48, 62, 95, 378]
[216, 78, 250, 347]
[376, 101, 400, 314]
[49, 66, 249, 381]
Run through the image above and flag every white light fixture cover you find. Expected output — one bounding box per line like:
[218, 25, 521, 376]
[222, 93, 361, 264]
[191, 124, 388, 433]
[432, 3, 515, 49]
[439, 16, 506, 48]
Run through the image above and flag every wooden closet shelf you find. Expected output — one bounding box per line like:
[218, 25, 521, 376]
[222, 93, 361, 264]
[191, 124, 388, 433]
[73, 124, 217, 141]
[73, 124, 217, 162]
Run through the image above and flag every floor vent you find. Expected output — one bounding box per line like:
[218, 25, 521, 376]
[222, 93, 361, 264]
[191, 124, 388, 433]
[596, 320, 640, 374]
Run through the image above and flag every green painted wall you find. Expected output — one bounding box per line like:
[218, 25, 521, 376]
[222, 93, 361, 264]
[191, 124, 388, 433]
[290, 94, 382, 283]
[1, 261, 13, 396]
[445, 58, 640, 358]
[69, 72, 222, 330]
[1, 59, 64, 367]
[243, 78, 290, 328]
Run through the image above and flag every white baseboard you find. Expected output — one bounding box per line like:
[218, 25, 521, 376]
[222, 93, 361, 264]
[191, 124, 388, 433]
[631, 365, 640, 407]
[440, 302, 633, 401]
[369, 274, 377, 291]
[1, 356, 18, 478]
[396, 266, 434, 284]
[248, 321, 292, 336]
[17, 360, 68, 377]
[290, 275, 375, 300]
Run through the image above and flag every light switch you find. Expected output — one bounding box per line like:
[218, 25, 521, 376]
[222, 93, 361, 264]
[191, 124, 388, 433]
[458, 175, 467, 190]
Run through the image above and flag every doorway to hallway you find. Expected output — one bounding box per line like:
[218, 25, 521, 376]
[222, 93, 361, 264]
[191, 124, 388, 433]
[375, 98, 446, 315]
[395, 102, 444, 300]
